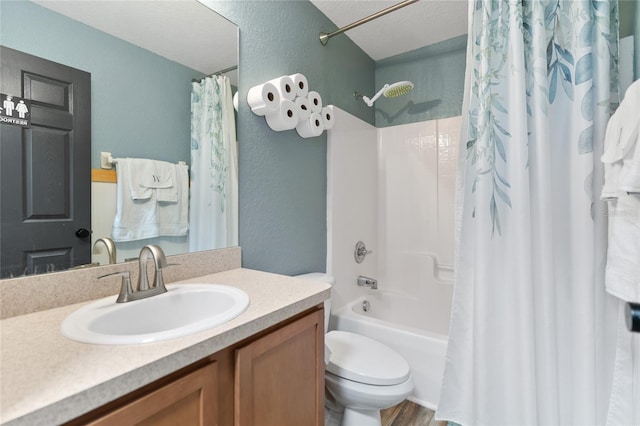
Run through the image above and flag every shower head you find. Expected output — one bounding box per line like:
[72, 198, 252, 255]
[360, 81, 414, 107]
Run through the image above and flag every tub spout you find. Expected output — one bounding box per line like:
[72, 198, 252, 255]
[357, 275, 378, 290]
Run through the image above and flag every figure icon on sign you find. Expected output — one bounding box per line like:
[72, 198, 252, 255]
[16, 100, 29, 118]
[3, 96, 15, 116]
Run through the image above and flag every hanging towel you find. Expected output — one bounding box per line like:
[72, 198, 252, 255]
[601, 78, 640, 302]
[602, 82, 640, 426]
[127, 158, 176, 201]
[156, 163, 189, 235]
[604, 194, 640, 302]
[136, 160, 178, 203]
[127, 159, 154, 200]
[112, 158, 188, 241]
[602, 79, 640, 198]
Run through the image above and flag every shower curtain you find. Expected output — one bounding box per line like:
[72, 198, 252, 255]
[189, 75, 238, 251]
[437, 1, 624, 425]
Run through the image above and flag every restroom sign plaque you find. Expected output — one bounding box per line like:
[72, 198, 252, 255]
[0, 94, 31, 127]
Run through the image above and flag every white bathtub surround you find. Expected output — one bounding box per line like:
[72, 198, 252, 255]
[326, 108, 458, 407]
[438, 2, 623, 425]
[377, 117, 458, 336]
[326, 108, 378, 311]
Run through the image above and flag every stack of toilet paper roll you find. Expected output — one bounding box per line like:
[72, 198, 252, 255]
[247, 73, 335, 138]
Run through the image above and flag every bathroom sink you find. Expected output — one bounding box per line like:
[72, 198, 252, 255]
[61, 284, 250, 345]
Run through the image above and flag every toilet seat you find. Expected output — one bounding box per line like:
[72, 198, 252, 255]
[325, 330, 410, 386]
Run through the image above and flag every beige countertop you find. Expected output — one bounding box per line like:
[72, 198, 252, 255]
[0, 268, 330, 426]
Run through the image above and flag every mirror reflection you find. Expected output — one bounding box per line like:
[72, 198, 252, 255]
[0, 0, 238, 278]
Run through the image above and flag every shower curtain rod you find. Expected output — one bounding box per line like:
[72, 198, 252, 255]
[319, 0, 419, 46]
[192, 65, 238, 83]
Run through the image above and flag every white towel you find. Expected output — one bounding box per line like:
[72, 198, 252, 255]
[156, 163, 189, 235]
[127, 159, 153, 200]
[154, 163, 178, 203]
[601, 79, 640, 301]
[112, 158, 188, 242]
[128, 158, 176, 201]
[618, 131, 640, 194]
[604, 194, 640, 302]
[602, 79, 640, 198]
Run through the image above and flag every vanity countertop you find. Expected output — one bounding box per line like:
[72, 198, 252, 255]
[0, 268, 330, 426]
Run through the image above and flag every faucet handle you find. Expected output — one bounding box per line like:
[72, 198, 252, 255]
[98, 271, 133, 303]
[354, 241, 372, 264]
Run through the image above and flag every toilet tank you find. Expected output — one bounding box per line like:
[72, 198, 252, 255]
[295, 273, 334, 332]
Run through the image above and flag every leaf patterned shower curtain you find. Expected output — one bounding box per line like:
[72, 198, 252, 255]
[437, 1, 623, 424]
[189, 75, 238, 251]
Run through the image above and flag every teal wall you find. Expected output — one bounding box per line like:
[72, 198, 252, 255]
[203, 1, 375, 275]
[0, 0, 202, 168]
[374, 35, 467, 127]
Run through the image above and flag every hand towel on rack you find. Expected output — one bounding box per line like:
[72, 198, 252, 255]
[127, 158, 176, 201]
[127, 159, 153, 200]
[139, 160, 178, 203]
[156, 163, 188, 235]
[112, 158, 188, 241]
[602, 79, 640, 198]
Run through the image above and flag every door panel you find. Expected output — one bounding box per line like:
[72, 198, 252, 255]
[1, 46, 91, 278]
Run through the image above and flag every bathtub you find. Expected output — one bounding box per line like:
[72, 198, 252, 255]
[330, 291, 449, 410]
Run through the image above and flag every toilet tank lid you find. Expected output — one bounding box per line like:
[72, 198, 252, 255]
[295, 272, 335, 285]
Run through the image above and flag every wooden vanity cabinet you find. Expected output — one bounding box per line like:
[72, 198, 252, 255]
[235, 307, 325, 426]
[66, 307, 324, 426]
[84, 362, 221, 426]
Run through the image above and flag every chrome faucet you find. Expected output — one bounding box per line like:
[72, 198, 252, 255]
[93, 237, 117, 264]
[98, 245, 170, 303]
[357, 275, 378, 290]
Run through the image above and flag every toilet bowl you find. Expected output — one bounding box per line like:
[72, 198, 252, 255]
[296, 273, 414, 426]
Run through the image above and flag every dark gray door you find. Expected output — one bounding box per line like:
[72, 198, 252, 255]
[1, 46, 91, 278]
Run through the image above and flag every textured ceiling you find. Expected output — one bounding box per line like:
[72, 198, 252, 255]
[31, 0, 238, 83]
[310, 0, 468, 61]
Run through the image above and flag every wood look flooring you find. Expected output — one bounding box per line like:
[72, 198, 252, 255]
[381, 400, 446, 426]
[326, 400, 446, 426]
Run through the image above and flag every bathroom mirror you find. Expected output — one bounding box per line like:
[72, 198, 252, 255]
[0, 0, 238, 277]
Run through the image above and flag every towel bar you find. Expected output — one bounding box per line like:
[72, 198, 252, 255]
[100, 151, 187, 170]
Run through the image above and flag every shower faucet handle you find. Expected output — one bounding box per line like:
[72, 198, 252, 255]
[354, 241, 372, 264]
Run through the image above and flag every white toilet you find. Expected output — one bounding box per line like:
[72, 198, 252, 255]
[297, 273, 414, 426]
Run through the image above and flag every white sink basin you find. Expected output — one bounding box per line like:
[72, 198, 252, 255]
[61, 284, 250, 345]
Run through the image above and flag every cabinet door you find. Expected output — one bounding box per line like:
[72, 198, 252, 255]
[88, 362, 218, 426]
[235, 309, 324, 426]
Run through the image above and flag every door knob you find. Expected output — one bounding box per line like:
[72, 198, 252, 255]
[75, 228, 91, 240]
